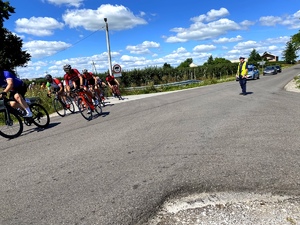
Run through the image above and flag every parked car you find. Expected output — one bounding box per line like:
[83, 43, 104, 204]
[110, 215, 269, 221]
[246, 65, 260, 80]
[263, 66, 277, 75]
[236, 64, 260, 81]
[275, 65, 282, 73]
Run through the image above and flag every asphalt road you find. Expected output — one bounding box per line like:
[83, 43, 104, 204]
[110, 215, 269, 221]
[1, 65, 300, 225]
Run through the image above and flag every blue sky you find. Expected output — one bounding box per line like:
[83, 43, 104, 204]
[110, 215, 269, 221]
[4, 0, 300, 79]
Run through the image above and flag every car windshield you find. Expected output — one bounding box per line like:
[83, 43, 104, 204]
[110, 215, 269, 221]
[248, 67, 253, 72]
[265, 66, 274, 70]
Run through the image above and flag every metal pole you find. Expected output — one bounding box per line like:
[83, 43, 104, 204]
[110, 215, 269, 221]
[104, 18, 113, 76]
[92, 61, 98, 74]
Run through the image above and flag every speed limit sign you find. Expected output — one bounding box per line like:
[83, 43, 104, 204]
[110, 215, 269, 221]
[112, 64, 122, 73]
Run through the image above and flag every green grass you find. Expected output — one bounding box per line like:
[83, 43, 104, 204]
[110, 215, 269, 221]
[121, 76, 236, 96]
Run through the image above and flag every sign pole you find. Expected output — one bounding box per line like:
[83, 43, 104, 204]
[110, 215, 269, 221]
[104, 18, 113, 76]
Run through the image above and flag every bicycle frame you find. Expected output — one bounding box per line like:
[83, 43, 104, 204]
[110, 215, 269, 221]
[77, 90, 95, 111]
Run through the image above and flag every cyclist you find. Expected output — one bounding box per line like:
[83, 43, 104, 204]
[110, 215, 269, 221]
[82, 69, 99, 105]
[63, 64, 84, 93]
[105, 73, 122, 99]
[95, 76, 106, 102]
[0, 69, 33, 117]
[45, 74, 69, 109]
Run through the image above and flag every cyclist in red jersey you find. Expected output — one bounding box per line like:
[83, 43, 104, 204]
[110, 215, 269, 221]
[63, 64, 83, 93]
[82, 69, 100, 105]
[45, 74, 70, 108]
[105, 73, 122, 99]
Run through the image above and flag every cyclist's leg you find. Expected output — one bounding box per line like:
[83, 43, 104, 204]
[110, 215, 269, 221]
[11, 87, 32, 116]
[113, 85, 121, 96]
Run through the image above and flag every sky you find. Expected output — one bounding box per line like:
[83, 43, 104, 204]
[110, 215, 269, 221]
[4, 0, 300, 79]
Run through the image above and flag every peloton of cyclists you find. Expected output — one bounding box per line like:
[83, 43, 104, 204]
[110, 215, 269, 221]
[63, 64, 99, 107]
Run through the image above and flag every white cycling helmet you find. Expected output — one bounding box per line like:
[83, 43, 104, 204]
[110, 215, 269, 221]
[63, 64, 71, 71]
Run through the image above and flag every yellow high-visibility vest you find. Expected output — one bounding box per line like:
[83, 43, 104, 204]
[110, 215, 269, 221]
[238, 62, 248, 76]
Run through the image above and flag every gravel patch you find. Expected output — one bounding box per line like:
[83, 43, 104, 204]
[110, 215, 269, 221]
[145, 192, 300, 225]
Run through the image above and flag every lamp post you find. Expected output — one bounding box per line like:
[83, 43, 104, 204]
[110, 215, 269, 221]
[104, 18, 113, 76]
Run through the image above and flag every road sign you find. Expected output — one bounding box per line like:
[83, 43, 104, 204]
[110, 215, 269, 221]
[112, 64, 122, 73]
[112, 64, 122, 77]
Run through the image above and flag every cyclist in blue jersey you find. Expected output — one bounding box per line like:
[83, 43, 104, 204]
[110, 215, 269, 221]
[0, 69, 33, 117]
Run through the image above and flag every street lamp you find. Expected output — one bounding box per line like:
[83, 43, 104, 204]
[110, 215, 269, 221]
[104, 18, 113, 76]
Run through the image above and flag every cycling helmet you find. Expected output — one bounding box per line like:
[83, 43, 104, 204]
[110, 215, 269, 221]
[45, 74, 52, 80]
[63, 64, 71, 71]
[82, 69, 88, 74]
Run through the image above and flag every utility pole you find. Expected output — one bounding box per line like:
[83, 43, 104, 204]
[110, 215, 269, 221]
[104, 18, 113, 76]
[92, 61, 97, 74]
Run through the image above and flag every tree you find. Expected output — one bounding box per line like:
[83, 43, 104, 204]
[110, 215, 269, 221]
[213, 57, 231, 64]
[0, 0, 31, 70]
[291, 31, 300, 51]
[203, 56, 231, 66]
[282, 40, 298, 64]
[0, 1, 15, 27]
[162, 63, 172, 69]
[248, 49, 261, 62]
[177, 58, 193, 68]
[206, 55, 214, 65]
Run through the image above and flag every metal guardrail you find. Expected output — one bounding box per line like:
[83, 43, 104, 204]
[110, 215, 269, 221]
[125, 80, 202, 91]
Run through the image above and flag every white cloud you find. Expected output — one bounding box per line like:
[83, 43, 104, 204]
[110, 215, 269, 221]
[265, 36, 290, 44]
[259, 16, 282, 26]
[268, 45, 278, 51]
[166, 8, 241, 43]
[46, 0, 83, 8]
[126, 41, 160, 54]
[62, 4, 147, 31]
[240, 20, 255, 27]
[193, 45, 216, 52]
[191, 8, 229, 23]
[213, 35, 243, 43]
[23, 40, 72, 58]
[234, 41, 260, 50]
[206, 8, 230, 22]
[15, 17, 64, 36]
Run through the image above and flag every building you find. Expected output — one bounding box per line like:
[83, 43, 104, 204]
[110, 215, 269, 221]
[261, 52, 278, 62]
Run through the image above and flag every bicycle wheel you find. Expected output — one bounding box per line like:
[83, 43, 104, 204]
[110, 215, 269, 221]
[69, 91, 79, 107]
[30, 103, 50, 128]
[65, 96, 76, 113]
[94, 103, 102, 116]
[0, 110, 23, 139]
[53, 98, 66, 117]
[77, 97, 92, 121]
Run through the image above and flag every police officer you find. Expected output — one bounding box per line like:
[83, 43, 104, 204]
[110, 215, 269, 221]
[236, 56, 248, 95]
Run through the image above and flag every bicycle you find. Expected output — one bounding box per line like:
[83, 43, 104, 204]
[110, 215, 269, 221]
[74, 88, 102, 121]
[111, 84, 123, 100]
[90, 85, 105, 107]
[51, 91, 75, 117]
[0, 96, 50, 139]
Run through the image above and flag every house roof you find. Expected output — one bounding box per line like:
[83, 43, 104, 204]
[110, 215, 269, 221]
[189, 62, 198, 67]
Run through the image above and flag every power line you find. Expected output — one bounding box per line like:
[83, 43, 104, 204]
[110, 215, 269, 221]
[37, 28, 104, 61]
